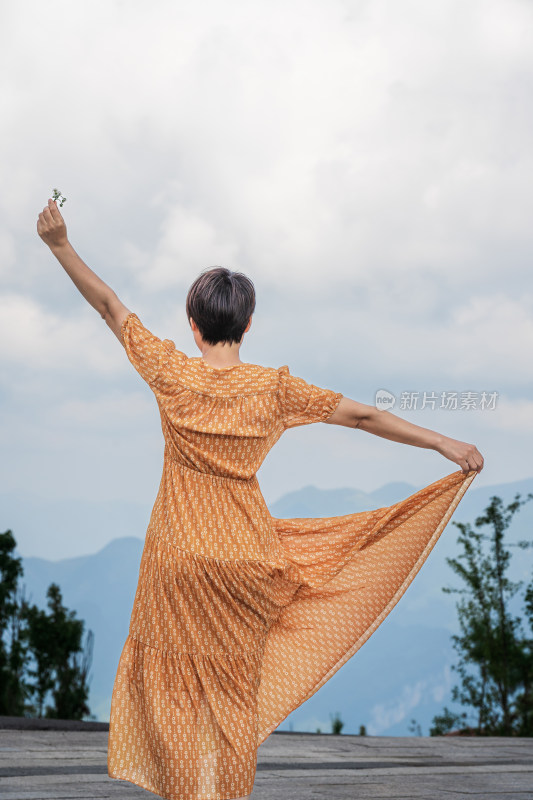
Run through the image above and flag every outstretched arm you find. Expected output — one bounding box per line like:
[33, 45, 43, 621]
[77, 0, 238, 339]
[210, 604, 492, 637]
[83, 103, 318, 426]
[37, 198, 130, 344]
[325, 396, 484, 474]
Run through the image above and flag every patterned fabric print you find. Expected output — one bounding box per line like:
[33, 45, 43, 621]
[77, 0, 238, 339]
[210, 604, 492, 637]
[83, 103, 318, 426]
[107, 312, 478, 800]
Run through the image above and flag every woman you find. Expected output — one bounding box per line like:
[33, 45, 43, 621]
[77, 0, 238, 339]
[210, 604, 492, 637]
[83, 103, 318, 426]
[38, 198, 483, 800]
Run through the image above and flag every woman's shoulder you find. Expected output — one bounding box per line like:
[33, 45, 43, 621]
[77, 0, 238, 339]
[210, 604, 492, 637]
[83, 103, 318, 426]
[161, 354, 284, 396]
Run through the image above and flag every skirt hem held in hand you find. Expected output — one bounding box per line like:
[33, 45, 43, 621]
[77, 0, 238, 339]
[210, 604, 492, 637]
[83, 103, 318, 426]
[108, 467, 477, 800]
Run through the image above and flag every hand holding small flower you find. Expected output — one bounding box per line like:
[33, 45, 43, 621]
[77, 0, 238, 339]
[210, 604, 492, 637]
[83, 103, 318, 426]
[52, 188, 67, 207]
[37, 197, 68, 249]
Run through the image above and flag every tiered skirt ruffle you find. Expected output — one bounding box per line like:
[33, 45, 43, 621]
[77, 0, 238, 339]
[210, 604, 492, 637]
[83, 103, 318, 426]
[108, 468, 477, 800]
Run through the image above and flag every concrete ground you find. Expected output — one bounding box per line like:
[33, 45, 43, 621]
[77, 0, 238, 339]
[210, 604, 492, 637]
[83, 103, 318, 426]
[1, 717, 532, 799]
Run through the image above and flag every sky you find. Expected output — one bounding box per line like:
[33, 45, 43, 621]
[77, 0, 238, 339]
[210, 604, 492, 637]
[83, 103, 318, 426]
[1, 0, 533, 560]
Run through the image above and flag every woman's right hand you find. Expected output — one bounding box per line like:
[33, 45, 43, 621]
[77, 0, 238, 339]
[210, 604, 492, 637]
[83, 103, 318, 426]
[435, 436, 484, 474]
[37, 198, 68, 250]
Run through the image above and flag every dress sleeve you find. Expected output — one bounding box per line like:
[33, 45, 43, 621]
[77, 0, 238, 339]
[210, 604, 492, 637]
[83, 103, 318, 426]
[277, 364, 343, 429]
[121, 312, 178, 386]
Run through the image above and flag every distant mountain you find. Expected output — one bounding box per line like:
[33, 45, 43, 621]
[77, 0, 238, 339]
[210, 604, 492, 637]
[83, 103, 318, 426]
[268, 482, 418, 519]
[15, 474, 533, 734]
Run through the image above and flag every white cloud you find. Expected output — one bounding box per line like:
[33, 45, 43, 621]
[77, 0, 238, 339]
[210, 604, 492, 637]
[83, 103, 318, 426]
[1, 0, 532, 554]
[431, 665, 454, 704]
[487, 396, 533, 433]
[2, 0, 532, 293]
[0, 231, 16, 278]
[54, 390, 154, 431]
[368, 679, 426, 735]
[136, 205, 241, 292]
[0, 294, 122, 373]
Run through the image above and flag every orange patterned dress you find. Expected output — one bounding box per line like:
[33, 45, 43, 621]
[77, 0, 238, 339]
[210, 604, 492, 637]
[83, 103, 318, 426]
[107, 311, 478, 800]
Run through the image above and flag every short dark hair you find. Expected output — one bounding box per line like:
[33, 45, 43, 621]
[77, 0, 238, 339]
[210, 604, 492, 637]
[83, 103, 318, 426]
[186, 267, 256, 346]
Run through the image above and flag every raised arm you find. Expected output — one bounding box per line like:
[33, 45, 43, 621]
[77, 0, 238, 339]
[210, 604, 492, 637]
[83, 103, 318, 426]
[325, 396, 484, 475]
[37, 198, 131, 344]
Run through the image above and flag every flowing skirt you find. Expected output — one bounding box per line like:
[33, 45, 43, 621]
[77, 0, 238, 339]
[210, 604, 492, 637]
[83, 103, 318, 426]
[107, 468, 477, 800]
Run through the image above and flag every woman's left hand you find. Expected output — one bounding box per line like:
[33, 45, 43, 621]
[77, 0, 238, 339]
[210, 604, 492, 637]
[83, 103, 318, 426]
[37, 198, 68, 249]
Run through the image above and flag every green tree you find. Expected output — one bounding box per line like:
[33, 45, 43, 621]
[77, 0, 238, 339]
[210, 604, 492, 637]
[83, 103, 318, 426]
[330, 711, 344, 734]
[430, 706, 468, 736]
[430, 491, 533, 736]
[20, 593, 56, 717]
[21, 582, 94, 720]
[0, 530, 31, 715]
[0, 527, 94, 720]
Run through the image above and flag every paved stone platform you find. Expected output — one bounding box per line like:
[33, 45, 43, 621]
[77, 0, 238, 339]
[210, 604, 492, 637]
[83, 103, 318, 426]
[1, 723, 532, 799]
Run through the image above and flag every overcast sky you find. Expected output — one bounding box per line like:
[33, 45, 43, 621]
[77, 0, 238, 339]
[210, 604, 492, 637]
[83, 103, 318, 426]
[2, 0, 532, 559]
